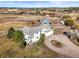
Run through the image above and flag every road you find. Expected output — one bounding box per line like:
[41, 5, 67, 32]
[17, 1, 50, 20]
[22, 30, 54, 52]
[45, 34, 79, 58]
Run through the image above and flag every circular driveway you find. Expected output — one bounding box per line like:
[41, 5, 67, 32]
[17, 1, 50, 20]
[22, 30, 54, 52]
[45, 34, 79, 58]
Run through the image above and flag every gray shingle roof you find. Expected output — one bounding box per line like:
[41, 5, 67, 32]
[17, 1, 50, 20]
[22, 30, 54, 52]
[21, 18, 52, 35]
[21, 25, 51, 35]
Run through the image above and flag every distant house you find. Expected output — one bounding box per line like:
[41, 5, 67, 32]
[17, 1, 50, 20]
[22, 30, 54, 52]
[21, 18, 54, 44]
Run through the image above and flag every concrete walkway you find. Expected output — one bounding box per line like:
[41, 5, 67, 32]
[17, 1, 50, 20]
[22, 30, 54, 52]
[45, 34, 79, 58]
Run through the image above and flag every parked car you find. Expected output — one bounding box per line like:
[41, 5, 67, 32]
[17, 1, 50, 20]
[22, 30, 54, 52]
[63, 32, 71, 39]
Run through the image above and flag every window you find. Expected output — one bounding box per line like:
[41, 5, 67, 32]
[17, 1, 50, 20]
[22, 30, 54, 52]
[44, 22, 47, 24]
[36, 37, 38, 38]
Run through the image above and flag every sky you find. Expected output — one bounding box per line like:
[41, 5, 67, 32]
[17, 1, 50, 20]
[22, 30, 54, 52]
[0, 1, 79, 8]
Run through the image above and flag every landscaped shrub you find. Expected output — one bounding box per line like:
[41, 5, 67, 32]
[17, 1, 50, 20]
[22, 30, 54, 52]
[37, 34, 45, 46]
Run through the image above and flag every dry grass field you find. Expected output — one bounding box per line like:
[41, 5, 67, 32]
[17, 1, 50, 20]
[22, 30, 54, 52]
[0, 35, 58, 58]
[0, 13, 78, 57]
[0, 14, 59, 58]
[0, 15, 45, 34]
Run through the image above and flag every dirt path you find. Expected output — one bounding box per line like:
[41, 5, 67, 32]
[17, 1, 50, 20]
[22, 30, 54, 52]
[45, 34, 79, 58]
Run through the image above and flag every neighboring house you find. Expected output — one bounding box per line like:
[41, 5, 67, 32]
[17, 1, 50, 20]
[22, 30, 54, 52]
[21, 18, 54, 44]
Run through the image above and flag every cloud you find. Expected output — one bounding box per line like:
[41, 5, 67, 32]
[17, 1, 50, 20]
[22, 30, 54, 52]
[0, 1, 23, 4]
[50, 1, 63, 4]
[0, 1, 14, 4]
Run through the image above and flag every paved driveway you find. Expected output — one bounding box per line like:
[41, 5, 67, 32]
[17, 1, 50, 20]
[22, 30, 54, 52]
[45, 34, 79, 58]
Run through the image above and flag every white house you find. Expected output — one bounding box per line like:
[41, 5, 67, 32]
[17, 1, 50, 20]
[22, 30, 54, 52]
[21, 18, 54, 44]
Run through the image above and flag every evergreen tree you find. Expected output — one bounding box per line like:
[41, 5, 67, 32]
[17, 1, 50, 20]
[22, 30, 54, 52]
[7, 27, 15, 39]
[12, 30, 24, 42]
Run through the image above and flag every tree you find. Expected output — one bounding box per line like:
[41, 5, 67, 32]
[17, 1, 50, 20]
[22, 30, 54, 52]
[64, 19, 75, 26]
[19, 12, 24, 15]
[75, 24, 79, 29]
[40, 34, 45, 42]
[38, 34, 45, 45]
[36, 11, 40, 15]
[76, 16, 79, 21]
[12, 30, 27, 48]
[62, 15, 71, 21]
[7, 27, 27, 48]
[20, 40, 27, 48]
[7, 27, 15, 39]
[12, 30, 24, 42]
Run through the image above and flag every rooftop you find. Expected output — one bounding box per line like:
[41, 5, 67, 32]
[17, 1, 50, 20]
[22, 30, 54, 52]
[22, 25, 51, 35]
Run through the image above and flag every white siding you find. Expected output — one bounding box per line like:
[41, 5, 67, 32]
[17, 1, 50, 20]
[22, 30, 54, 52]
[25, 34, 29, 43]
[34, 31, 40, 38]
[31, 37, 39, 43]
[45, 29, 54, 37]
[32, 31, 40, 43]
[41, 28, 53, 37]
[24, 28, 54, 44]
[25, 34, 28, 39]
[25, 31, 41, 43]
[41, 28, 46, 33]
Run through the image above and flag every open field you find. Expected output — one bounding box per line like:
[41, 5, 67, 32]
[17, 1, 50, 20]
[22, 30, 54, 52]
[0, 12, 79, 58]
[0, 35, 59, 58]
[0, 14, 60, 58]
[0, 14, 58, 34]
[0, 15, 46, 34]
[0, 1, 79, 58]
